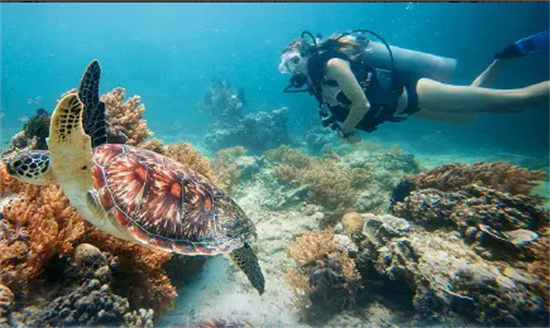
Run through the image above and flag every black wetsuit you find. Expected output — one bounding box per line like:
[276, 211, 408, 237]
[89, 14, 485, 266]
[308, 53, 420, 133]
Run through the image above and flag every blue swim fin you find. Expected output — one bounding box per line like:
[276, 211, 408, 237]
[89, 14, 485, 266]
[495, 29, 549, 59]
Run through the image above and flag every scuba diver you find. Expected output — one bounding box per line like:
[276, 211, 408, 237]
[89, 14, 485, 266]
[279, 29, 550, 142]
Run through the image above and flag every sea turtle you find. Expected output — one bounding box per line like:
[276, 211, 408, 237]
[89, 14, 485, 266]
[3, 60, 265, 295]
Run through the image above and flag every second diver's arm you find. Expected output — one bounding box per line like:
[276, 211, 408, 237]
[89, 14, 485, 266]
[325, 58, 371, 134]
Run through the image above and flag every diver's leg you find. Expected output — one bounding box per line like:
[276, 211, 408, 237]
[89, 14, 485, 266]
[417, 78, 550, 114]
[470, 59, 510, 87]
[413, 109, 477, 125]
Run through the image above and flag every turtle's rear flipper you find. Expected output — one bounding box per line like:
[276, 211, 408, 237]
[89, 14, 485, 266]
[230, 243, 265, 295]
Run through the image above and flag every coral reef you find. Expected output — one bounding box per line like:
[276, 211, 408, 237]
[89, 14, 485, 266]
[0, 284, 14, 326]
[204, 107, 290, 153]
[16, 243, 131, 327]
[262, 145, 416, 223]
[160, 142, 215, 181]
[0, 166, 85, 295]
[304, 127, 336, 155]
[411, 162, 547, 195]
[286, 229, 361, 323]
[22, 109, 51, 150]
[0, 162, 189, 323]
[198, 79, 245, 124]
[211, 146, 251, 194]
[82, 228, 177, 317]
[341, 212, 365, 237]
[1, 108, 49, 158]
[124, 308, 155, 328]
[392, 163, 549, 261]
[355, 213, 549, 326]
[101, 87, 164, 150]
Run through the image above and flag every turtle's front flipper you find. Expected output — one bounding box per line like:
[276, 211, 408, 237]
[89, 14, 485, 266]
[48, 94, 94, 196]
[230, 243, 265, 295]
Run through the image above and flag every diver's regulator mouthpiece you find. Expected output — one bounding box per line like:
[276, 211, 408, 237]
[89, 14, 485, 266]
[283, 73, 309, 93]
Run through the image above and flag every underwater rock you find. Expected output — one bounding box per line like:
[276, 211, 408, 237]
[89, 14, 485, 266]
[273, 185, 308, 210]
[392, 180, 549, 260]
[504, 229, 539, 248]
[357, 225, 548, 326]
[204, 107, 290, 153]
[362, 214, 410, 247]
[234, 155, 263, 180]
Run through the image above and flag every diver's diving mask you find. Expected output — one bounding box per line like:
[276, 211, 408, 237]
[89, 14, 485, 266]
[278, 51, 306, 75]
[280, 51, 310, 92]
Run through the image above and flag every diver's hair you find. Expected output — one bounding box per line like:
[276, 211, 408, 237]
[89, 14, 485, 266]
[281, 38, 312, 56]
[319, 33, 364, 62]
[282, 34, 364, 62]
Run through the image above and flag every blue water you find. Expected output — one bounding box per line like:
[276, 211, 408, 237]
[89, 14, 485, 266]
[1, 2, 549, 158]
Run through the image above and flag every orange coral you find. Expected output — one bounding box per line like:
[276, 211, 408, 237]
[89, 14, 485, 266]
[0, 162, 177, 315]
[413, 162, 547, 195]
[0, 162, 26, 196]
[0, 164, 85, 294]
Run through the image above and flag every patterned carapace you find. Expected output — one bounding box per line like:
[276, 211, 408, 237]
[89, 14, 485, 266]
[91, 143, 253, 254]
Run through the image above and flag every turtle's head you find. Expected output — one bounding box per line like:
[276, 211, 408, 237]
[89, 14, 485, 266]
[3, 150, 56, 185]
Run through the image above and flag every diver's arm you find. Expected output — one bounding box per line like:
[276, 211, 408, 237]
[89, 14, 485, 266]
[325, 58, 371, 133]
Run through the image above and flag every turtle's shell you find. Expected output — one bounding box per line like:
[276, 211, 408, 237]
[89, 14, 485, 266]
[91, 144, 254, 255]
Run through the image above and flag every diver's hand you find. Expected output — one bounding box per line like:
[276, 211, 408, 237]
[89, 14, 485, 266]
[334, 124, 361, 144]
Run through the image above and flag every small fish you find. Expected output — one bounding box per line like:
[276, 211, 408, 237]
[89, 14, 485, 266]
[18, 116, 29, 123]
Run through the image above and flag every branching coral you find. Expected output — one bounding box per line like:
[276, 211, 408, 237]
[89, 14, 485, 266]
[0, 164, 85, 295]
[268, 147, 356, 223]
[286, 229, 361, 323]
[161, 142, 215, 181]
[412, 162, 547, 195]
[101, 87, 163, 150]
[211, 146, 248, 194]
